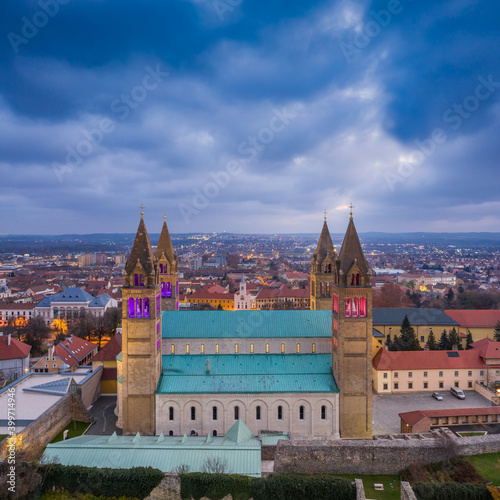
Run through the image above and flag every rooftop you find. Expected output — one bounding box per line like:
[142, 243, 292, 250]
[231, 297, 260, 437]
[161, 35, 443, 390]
[373, 308, 459, 327]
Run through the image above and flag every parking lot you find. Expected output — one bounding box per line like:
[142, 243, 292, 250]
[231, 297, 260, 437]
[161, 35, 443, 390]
[373, 391, 494, 435]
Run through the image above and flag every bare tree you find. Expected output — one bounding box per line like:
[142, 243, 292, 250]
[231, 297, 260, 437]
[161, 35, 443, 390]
[202, 456, 229, 474]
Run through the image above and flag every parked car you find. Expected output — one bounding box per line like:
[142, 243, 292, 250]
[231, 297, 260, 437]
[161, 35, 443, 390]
[450, 387, 465, 399]
[432, 392, 443, 401]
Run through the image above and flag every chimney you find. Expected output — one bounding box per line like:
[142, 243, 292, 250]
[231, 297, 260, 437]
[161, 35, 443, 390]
[8, 334, 11, 346]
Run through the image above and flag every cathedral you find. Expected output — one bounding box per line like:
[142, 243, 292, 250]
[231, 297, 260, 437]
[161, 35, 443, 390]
[116, 210, 373, 440]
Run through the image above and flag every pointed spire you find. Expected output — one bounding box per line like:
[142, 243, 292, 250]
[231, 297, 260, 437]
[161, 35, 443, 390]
[338, 216, 369, 275]
[181, 433, 188, 443]
[132, 431, 141, 443]
[155, 216, 176, 264]
[125, 216, 156, 276]
[107, 431, 118, 443]
[224, 419, 255, 443]
[157, 432, 165, 443]
[206, 433, 213, 443]
[314, 219, 335, 261]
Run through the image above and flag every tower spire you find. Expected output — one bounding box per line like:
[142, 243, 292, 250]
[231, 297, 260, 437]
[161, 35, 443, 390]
[338, 215, 369, 276]
[125, 215, 156, 276]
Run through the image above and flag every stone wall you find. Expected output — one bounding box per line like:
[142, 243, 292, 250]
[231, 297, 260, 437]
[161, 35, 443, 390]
[0, 393, 93, 460]
[274, 434, 500, 475]
[401, 481, 417, 500]
[78, 365, 102, 407]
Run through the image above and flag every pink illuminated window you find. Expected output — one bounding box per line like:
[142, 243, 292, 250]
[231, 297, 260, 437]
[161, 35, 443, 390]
[360, 297, 367, 317]
[333, 294, 339, 314]
[345, 298, 351, 317]
[128, 298, 135, 318]
[143, 298, 150, 318]
[333, 320, 337, 333]
[352, 297, 359, 317]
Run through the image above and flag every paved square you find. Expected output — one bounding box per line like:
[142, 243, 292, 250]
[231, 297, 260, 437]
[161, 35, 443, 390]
[373, 391, 493, 434]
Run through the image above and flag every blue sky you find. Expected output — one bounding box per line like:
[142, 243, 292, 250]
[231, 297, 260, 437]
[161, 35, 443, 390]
[1, 0, 499, 234]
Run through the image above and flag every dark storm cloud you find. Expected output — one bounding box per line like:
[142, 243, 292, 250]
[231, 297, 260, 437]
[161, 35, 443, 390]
[0, 0, 499, 233]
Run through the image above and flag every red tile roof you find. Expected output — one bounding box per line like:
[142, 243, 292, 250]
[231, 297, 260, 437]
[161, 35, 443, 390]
[91, 334, 122, 362]
[444, 309, 500, 329]
[372, 347, 485, 371]
[400, 407, 500, 424]
[399, 410, 429, 426]
[473, 340, 500, 360]
[186, 290, 234, 300]
[0, 335, 31, 360]
[57, 335, 98, 364]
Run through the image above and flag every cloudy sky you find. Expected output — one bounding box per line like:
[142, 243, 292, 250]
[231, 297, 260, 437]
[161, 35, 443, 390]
[1, 0, 499, 235]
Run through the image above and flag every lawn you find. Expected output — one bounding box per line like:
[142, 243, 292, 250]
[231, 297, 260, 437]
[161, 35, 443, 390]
[468, 453, 500, 485]
[458, 431, 487, 437]
[50, 421, 91, 443]
[337, 474, 400, 500]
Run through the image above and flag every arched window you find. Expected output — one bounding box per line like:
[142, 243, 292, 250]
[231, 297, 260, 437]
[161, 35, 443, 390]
[190, 407, 196, 420]
[278, 406, 283, 420]
[352, 297, 358, 318]
[266, 344, 269, 353]
[166, 282, 172, 298]
[143, 298, 150, 318]
[250, 344, 254, 354]
[321, 405, 326, 420]
[356, 273, 360, 286]
[299, 406, 304, 420]
[169, 407, 174, 421]
[360, 297, 367, 317]
[216, 344, 219, 354]
[312, 343, 316, 353]
[186, 344, 190, 354]
[136, 299, 142, 318]
[345, 298, 351, 317]
[320, 282, 324, 297]
[296, 343, 300, 353]
[171, 344, 175, 354]
[201, 344, 204, 354]
[234, 406, 239, 420]
[256, 406, 261, 420]
[169, 430, 174, 436]
[281, 343, 285, 353]
[213, 430, 217, 436]
[161, 282, 166, 298]
[213, 406, 218, 420]
[128, 298, 135, 318]
[190, 430, 196, 435]
[235, 344, 238, 354]
[140, 274, 144, 286]
[134, 274, 139, 286]
[326, 282, 330, 298]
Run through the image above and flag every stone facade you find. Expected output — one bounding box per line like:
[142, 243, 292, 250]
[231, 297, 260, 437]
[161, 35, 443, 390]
[156, 392, 339, 439]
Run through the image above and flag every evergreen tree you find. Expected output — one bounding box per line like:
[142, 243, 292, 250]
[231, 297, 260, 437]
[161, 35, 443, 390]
[385, 334, 392, 349]
[445, 288, 455, 306]
[399, 315, 421, 351]
[466, 330, 474, 350]
[439, 330, 449, 350]
[448, 327, 463, 350]
[388, 334, 401, 351]
[494, 321, 500, 342]
[426, 329, 438, 350]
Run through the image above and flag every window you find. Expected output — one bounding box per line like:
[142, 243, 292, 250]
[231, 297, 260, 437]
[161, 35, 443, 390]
[171, 344, 175, 354]
[383, 373, 388, 379]
[281, 343, 285, 353]
[312, 343, 316, 353]
[299, 405, 304, 420]
[480, 370, 484, 377]
[468, 381, 473, 388]
[408, 372, 413, 378]
[296, 343, 300, 353]
[454, 371, 459, 377]
[383, 383, 388, 390]
[423, 372, 428, 378]
[212, 430, 217, 436]
[266, 344, 269, 353]
[278, 405, 283, 420]
[186, 344, 190, 354]
[190, 407, 196, 420]
[468, 371, 472, 377]
[408, 383, 413, 389]
[256, 406, 261, 420]
[359, 297, 367, 317]
[439, 382, 444, 388]
[169, 430, 173, 436]
[423, 382, 428, 389]
[345, 298, 351, 317]
[454, 381, 459, 387]
[439, 371, 443, 377]
[216, 344, 219, 354]
[213, 406, 218, 420]
[169, 407, 174, 421]
[234, 406, 239, 420]
[128, 298, 135, 318]
[394, 383, 399, 389]
[321, 405, 326, 419]
[235, 344, 238, 354]
[250, 343, 254, 354]
[420, 336, 425, 343]
[394, 372, 398, 378]
[201, 344, 204, 354]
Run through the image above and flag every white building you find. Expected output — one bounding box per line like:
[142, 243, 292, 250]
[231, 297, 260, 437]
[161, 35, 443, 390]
[234, 275, 256, 310]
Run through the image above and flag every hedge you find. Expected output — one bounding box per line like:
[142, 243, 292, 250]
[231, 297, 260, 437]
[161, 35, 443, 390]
[180, 473, 356, 500]
[38, 464, 164, 499]
[413, 482, 491, 500]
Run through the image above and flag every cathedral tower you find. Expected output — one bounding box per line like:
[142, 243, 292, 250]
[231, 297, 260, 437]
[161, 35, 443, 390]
[331, 211, 373, 439]
[155, 215, 179, 311]
[310, 216, 337, 310]
[121, 212, 162, 435]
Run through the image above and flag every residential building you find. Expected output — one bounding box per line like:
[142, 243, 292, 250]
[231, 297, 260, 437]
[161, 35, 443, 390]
[0, 334, 31, 380]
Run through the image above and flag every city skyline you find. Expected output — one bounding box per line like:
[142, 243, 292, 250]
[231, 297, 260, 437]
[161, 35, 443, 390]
[1, 1, 500, 235]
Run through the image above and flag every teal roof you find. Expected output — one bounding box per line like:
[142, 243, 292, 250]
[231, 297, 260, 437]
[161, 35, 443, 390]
[42, 420, 261, 476]
[261, 432, 290, 446]
[157, 354, 338, 394]
[162, 310, 331, 339]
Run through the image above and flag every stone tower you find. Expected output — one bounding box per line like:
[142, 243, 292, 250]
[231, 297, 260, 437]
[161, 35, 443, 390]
[121, 213, 162, 435]
[310, 217, 337, 310]
[331, 213, 373, 439]
[155, 215, 179, 311]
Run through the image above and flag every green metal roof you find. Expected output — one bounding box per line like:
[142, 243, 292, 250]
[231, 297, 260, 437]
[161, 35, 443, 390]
[162, 310, 331, 339]
[157, 354, 338, 394]
[372, 308, 459, 327]
[261, 432, 290, 446]
[42, 420, 261, 476]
